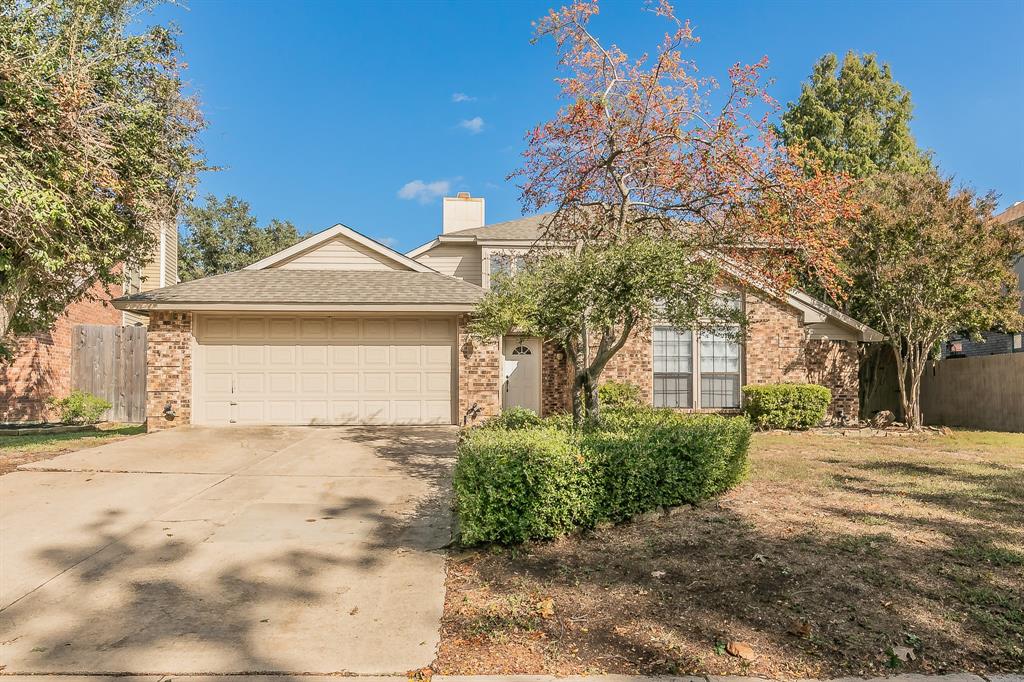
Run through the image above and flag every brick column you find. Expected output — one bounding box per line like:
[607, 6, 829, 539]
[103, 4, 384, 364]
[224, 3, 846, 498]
[457, 314, 501, 426]
[146, 311, 193, 431]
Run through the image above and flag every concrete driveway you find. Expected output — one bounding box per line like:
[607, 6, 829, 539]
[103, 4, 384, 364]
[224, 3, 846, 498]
[0, 425, 457, 674]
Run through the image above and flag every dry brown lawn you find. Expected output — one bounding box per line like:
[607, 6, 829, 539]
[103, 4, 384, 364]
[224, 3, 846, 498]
[0, 423, 144, 475]
[436, 430, 1024, 677]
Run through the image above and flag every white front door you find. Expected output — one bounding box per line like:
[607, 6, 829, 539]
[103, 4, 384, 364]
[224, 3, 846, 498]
[502, 337, 541, 413]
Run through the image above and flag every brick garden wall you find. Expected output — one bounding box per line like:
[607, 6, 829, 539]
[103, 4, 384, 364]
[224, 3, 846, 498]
[146, 311, 193, 431]
[0, 282, 123, 423]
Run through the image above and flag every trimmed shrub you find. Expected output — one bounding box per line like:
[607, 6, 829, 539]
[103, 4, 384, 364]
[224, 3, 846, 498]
[597, 380, 642, 409]
[454, 427, 596, 545]
[454, 407, 752, 545]
[47, 390, 111, 424]
[742, 383, 832, 430]
[585, 412, 750, 521]
[481, 406, 543, 430]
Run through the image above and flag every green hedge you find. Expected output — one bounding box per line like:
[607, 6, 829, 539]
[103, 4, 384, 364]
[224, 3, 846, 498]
[454, 409, 751, 545]
[453, 427, 595, 545]
[47, 390, 111, 424]
[742, 383, 832, 430]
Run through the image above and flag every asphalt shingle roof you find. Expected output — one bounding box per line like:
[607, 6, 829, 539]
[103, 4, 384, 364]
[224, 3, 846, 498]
[445, 213, 551, 240]
[115, 269, 484, 308]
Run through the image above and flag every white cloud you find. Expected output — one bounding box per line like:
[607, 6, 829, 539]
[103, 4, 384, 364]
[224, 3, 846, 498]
[397, 179, 451, 204]
[379, 236, 399, 248]
[451, 92, 476, 103]
[459, 116, 485, 134]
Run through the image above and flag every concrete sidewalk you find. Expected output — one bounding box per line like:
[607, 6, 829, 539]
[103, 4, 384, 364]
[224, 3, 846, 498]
[0, 674, 1017, 681]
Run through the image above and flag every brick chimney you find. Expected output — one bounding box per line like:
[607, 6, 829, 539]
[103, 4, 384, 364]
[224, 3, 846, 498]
[442, 192, 485, 234]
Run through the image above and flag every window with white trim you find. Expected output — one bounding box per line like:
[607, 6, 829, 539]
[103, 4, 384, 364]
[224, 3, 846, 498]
[700, 330, 741, 408]
[653, 324, 743, 410]
[653, 327, 693, 408]
[487, 251, 527, 288]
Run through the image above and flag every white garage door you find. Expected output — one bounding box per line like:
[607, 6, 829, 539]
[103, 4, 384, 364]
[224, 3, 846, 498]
[193, 315, 455, 425]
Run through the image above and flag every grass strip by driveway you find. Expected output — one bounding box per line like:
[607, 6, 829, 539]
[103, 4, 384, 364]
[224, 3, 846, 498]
[436, 429, 1024, 677]
[0, 423, 144, 475]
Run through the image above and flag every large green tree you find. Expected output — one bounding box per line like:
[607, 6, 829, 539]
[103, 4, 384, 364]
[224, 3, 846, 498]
[0, 0, 205, 357]
[780, 51, 935, 413]
[846, 171, 1023, 429]
[779, 51, 931, 178]
[179, 194, 304, 280]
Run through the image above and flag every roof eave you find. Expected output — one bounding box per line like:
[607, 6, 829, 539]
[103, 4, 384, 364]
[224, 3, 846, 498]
[112, 300, 477, 313]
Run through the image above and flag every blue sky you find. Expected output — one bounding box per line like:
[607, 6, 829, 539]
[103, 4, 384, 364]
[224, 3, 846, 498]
[153, 0, 1024, 252]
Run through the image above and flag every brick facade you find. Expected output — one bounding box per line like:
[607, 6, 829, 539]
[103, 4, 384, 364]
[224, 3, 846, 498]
[540, 340, 573, 416]
[536, 291, 860, 421]
[457, 314, 501, 426]
[145, 311, 193, 432]
[0, 282, 123, 423]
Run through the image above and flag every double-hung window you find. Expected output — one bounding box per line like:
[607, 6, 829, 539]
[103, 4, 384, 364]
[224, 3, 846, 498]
[653, 325, 742, 409]
[700, 330, 741, 408]
[487, 251, 527, 288]
[653, 327, 693, 408]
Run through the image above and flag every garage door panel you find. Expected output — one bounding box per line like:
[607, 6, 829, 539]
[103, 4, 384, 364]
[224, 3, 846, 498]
[424, 400, 452, 422]
[269, 373, 296, 393]
[269, 318, 298, 339]
[331, 401, 360, 421]
[236, 373, 265, 393]
[394, 346, 421, 365]
[236, 402, 266, 423]
[424, 345, 452, 366]
[237, 318, 266, 339]
[362, 401, 390, 423]
[300, 318, 329, 339]
[195, 315, 454, 425]
[205, 372, 233, 394]
[394, 373, 421, 393]
[363, 372, 390, 393]
[332, 372, 358, 392]
[362, 319, 391, 339]
[236, 346, 265, 365]
[330, 319, 359, 339]
[362, 345, 389, 366]
[424, 319, 451, 339]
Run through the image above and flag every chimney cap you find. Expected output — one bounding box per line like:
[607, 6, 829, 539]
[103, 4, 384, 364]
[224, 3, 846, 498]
[456, 191, 472, 199]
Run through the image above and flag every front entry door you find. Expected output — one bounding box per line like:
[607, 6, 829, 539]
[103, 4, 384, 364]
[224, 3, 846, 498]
[502, 337, 541, 413]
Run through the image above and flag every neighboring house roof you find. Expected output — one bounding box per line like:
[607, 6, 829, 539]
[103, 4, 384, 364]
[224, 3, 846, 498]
[995, 201, 1024, 226]
[246, 223, 436, 273]
[113, 270, 484, 312]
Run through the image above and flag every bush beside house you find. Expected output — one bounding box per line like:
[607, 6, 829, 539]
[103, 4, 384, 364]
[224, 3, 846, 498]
[742, 383, 832, 430]
[47, 390, 111, 425]
[454, 406, 751, 545]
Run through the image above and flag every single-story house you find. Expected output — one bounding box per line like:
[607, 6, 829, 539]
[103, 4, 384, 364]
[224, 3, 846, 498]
[114, 193, 882, 431]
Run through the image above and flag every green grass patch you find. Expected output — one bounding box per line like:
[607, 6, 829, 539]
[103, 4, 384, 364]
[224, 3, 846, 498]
[0, 424, 144, 454]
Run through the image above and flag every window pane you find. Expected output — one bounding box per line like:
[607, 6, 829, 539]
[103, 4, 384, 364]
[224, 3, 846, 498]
[490, 254, 509, 278]
[653, 326, 692, 407]
[699, 329, 740, 408]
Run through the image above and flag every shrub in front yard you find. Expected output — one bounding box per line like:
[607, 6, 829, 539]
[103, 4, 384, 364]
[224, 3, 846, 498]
[454, 426, 597, 545]
[597, 380, 642, 409]
[454, 408, 751, 545]
[480, 406, 544, 430]
[742, 383, 832, 430]
[585, 412, 751, 521]
[46, 390, 111, 424]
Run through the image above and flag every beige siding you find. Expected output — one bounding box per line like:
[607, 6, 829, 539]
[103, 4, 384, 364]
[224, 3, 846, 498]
[414, 242, 483, 285]
[274, 235, 404, 271]
[141, 222, 162, 290]
[164, 221, 179, 285]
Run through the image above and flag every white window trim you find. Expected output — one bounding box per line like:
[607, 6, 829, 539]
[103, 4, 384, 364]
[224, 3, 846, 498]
[652, 327, 744, 410]
[482, 247, 529, 290]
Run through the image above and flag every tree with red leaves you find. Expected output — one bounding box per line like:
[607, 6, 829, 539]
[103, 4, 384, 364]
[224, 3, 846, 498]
[474, 0, 858, 423]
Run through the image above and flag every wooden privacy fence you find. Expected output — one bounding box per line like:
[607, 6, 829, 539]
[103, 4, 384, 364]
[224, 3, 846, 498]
[71, 325, 147, 423]
[921, 353, 1024, 432]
